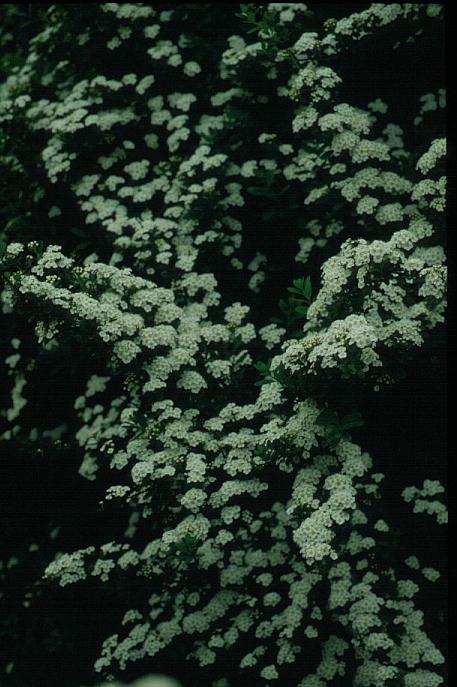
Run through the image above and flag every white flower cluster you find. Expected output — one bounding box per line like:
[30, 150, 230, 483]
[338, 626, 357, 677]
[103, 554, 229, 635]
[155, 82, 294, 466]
[402, 480, 447, 525]
[269, 212, 445, 385]
[97, 676, 181, 687]
[272, 314, 381, 380]
[0, 4, 446, 686]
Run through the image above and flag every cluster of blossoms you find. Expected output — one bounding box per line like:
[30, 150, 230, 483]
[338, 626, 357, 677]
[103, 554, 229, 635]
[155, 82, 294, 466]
[272, 209, 446, 385]
[0, 4, 446, 687]
[402, 480, 448, 525]
[97, 677, 181, 687]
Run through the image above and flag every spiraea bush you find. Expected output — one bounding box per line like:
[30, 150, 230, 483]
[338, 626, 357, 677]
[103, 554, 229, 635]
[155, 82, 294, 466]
[0, 4, 446, 687]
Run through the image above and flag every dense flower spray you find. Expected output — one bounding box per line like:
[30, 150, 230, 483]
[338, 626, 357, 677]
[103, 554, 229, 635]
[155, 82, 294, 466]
[0, 4, 446, 686]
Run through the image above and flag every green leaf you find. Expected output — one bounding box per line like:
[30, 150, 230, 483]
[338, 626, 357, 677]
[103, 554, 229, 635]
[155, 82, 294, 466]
[303, 276, 312, 300]
[71, 227, 86, 238]
[287, 286, 302, 296]
[340, 412, 364, 430]
[278, 298, 289, 314]
[247, 186, 275, 197]
[316, 409, 339, 426]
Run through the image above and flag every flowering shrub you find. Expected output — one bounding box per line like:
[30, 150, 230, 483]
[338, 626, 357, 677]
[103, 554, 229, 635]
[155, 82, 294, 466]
[0, 4, 446, 687]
